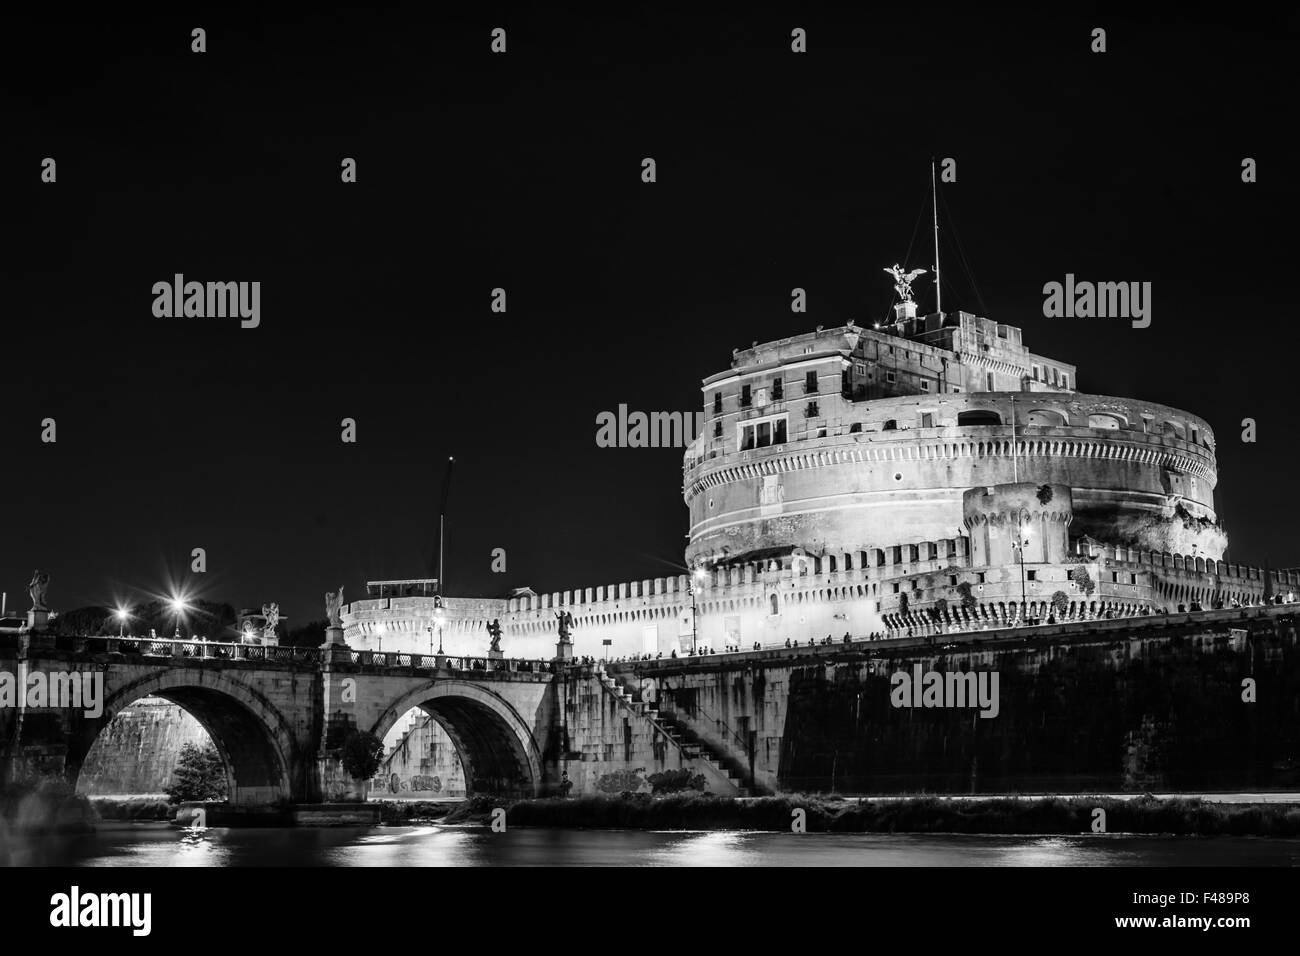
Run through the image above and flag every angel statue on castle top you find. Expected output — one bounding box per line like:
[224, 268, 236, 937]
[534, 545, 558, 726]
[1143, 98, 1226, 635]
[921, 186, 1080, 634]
[884, 263, 927, 303]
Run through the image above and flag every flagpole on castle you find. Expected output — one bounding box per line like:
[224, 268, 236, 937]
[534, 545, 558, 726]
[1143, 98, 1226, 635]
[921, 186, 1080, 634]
[931, 158, 942, 316]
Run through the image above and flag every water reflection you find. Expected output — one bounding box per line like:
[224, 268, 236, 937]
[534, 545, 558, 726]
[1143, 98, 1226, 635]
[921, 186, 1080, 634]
[7, 825, 1298, 867]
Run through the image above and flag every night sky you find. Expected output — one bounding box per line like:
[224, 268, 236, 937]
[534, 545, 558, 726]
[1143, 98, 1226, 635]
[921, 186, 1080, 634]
[3, 6, 1296, 627]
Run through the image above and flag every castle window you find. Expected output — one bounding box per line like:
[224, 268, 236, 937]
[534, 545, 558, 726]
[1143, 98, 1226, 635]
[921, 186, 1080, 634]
[921, 380, 930, 392]
[883, 419, 897, 430]
[1051, 368, 1059, 385]
[949, 575, 958, 586]
[1061, 374, 1069, 389]
[738, 414, 788, 450]
[958, 410, 1002, 426]
[805, 401, 820, 418]
[952, 386, 962, 393]
[1032, 365, 1040, 381]
[886, 371, 896, 384]
[772, 378, 783, 400]
[849, 422, 862, 433]
[920, 413, 934, 428]
[977, 572, 986, 584]
[713, 393, 722, 414]
[713, 421, 722, 438]
[804, 371, 819, 394]
[986, 372, 995, 390]
[1027, 570, 1037, 581]
[769, 594, 780, 615]
[740, 384, 751, 407]
[892, 583, 900, 593]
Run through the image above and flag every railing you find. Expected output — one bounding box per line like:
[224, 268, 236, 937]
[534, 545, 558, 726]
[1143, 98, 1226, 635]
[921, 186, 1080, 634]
[350, 651, 558, 674]
[78, 636, 321, 664]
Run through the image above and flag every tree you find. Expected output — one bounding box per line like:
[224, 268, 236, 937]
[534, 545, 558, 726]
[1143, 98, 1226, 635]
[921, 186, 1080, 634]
[54, 606, 112, 637]
[1070, 566, 1096, 597]
[1036, 484, 1054, 506]
[898, 592, 910, 616]
[285, 618, 328, 648]
[340, 730, 385, 781]
[165, 743, 228, 803]
[955, 581, 977, 610]
[1050, 590, 1070, 617]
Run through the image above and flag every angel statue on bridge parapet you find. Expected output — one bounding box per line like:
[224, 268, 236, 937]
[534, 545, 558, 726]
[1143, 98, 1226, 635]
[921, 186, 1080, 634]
[28, 570, 50, 611]
[262, 602, 281, 640]
[555, 609, 574, 643]
[486, 618, 503, 654]
[325, 587, 344, 628]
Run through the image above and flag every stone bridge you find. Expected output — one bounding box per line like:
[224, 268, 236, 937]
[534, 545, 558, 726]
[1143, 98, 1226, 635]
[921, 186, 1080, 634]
[0, 634, 741, 807]
[10, 603, 1295, 807]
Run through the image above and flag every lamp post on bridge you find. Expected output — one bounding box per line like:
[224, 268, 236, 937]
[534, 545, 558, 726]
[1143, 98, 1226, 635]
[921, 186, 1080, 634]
[1010, 523, 1032, 625]
[429, 603, 446, 666]
[688, 568, 708, 653]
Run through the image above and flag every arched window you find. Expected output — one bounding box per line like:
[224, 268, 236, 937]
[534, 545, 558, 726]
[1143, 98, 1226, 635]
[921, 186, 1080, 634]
[1088, 413, 1124, 430]
[1026, 409, 1067, 426]
[769, 593, 780, 616]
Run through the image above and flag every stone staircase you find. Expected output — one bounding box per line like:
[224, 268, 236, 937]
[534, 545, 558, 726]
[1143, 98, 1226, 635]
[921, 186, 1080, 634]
[595, 668, 750, 796]
[384, 712, 427, 769]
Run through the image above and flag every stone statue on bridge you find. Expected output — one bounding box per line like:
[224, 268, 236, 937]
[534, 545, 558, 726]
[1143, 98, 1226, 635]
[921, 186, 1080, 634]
[486, 618, 503, 654]
[555, 609, 574, 643]
[28, 570, 50, 611]
[325, 587, 344, 628]
[262, 602, 281, 640]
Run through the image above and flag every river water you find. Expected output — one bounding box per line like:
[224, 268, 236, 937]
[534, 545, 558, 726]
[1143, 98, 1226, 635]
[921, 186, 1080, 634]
[10, 825, 1300, 866]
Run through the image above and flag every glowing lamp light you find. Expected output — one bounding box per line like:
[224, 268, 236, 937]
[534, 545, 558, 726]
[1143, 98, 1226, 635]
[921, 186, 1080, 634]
[115, 607, 129, 621]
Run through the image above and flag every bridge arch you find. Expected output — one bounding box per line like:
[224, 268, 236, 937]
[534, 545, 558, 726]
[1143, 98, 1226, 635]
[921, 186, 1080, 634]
[73, 670, 298, 807]
[370, 680, 543, 798]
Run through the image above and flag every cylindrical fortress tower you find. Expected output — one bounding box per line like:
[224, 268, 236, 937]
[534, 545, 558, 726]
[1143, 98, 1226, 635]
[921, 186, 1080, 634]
[962, 483, 1073, 568]
[683, 321, 1226, 569]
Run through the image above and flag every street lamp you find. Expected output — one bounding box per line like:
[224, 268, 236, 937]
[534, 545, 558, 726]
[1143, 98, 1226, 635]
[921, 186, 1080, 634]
[376, 622, 386, 654]
[168, 596, 189, 639]
[1010, 524, 1032, 625]
[433, 607, 446, 655]
[689, 568, 708, 653]
[115, 606, 130, 637]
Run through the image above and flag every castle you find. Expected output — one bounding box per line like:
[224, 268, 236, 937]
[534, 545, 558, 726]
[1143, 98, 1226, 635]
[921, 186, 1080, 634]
[341, 302, 1288, 661]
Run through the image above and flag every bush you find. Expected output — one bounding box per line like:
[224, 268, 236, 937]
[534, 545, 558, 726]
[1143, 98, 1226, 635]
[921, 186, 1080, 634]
[340, 730, 385, 781]
[1069, 566, 1096, 597]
